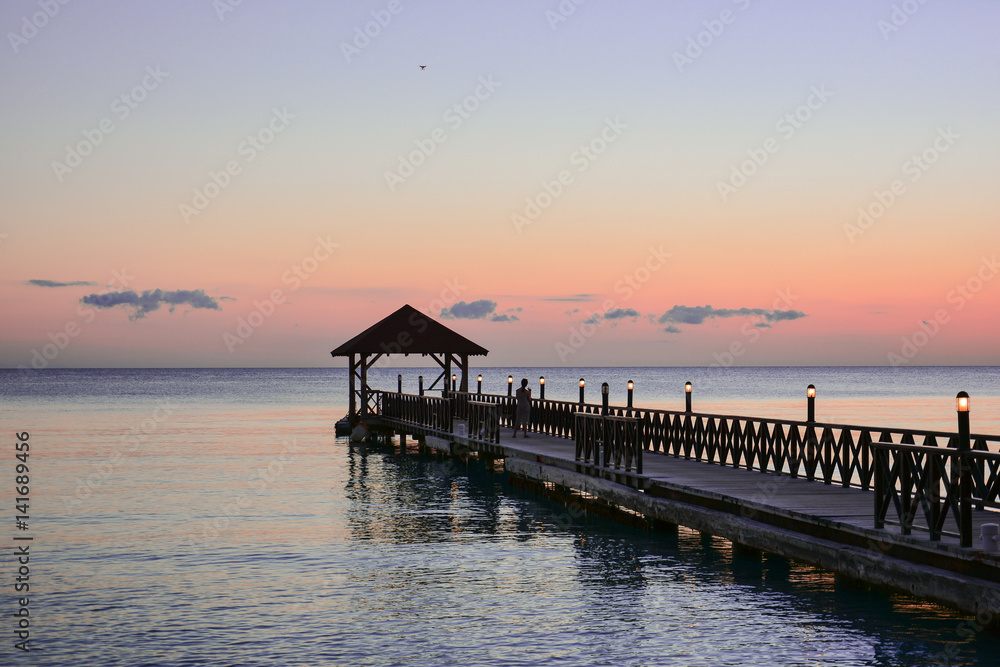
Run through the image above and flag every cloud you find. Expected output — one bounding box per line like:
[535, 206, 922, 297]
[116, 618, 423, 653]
[27, 279, 96, 288]
[658, 305, 806, 326]
[663, 325, 682, 334]
[440, 299, 497, 320]
[490, 313, 519, 322]
[80, 288, 221, 320]
[543, 294, 595, 302]
[603, 308, 639, 321]
[754, 322, 771, 329]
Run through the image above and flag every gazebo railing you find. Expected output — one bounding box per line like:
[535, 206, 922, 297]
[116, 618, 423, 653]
[379, 392, 452, 433]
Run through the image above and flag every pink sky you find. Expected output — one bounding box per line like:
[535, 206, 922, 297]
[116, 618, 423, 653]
[1, 1, 998, 368]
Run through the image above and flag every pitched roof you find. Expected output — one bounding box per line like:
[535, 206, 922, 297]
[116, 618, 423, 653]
[330, 304, 489, 357]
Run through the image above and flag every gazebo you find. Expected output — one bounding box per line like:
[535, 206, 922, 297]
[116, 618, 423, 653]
[330, 304, 489, 426]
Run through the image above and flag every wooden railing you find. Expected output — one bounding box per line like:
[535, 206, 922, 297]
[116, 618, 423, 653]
[873, 442, 1000, 547]
[377, 389, 1000, 545]
[379, 392, 452, 433]
[574, 413, 642, 473]
[450, 391, 1000, 492]
[451, 391, 617, 438]
[468, 401, 501, 444]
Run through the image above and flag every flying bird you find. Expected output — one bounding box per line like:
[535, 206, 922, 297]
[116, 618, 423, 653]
[419, 65, 426, 70]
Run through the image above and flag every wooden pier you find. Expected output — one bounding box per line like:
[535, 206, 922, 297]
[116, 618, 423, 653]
[331, 306, 1000, 619]
[369, 387, 1000, 619]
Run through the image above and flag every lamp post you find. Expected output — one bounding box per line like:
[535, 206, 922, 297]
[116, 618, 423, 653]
[627, 380, 634, 408]
[539, 376, 545, 400]
[958, 391, 972, 547]
[579, 378, 585, 405]
[685, 381, 692, 413]
[418, 375, 424, 396]
[452, 374, 457, 392]
[601, 382, 609, 415]
[477, 374, 483, 394]
[506, 375, 513, 396]
[807, 384, 816, 422]
[398, 373, 402, 394]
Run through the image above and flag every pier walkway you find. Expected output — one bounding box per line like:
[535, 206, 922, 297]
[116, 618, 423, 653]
[366, 388, 1000, 618]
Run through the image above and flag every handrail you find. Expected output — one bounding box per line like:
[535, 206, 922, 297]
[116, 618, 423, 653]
[574, 412, 641, 474]
[872, 441, 1000, 547]
[450, 391, 1000, 492]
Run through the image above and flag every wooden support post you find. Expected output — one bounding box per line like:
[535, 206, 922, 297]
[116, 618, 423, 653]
[360, 354, 369, 418]
[460, 354, 469, 393]
[444, 355, 452, 398]
[349, 353, 358, 425]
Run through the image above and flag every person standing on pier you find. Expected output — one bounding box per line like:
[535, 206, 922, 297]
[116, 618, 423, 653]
[513, 378, 531, 438]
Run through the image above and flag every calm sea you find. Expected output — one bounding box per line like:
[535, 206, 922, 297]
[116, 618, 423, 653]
[2, 367, 1000, 666]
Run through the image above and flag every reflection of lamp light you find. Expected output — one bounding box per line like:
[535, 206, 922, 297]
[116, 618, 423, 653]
[957, 391, 970, 413]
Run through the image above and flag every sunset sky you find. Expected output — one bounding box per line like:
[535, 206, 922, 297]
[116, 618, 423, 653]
[2, 1, 998, 368]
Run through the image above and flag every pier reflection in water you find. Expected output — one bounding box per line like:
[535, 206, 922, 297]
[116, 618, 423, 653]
[343, 438, 1000, 666]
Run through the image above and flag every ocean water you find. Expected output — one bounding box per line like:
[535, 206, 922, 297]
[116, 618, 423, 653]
[3, 367, 1000, 666]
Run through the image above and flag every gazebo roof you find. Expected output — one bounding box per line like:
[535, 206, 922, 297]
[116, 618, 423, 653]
[330, 304, 489, 357]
